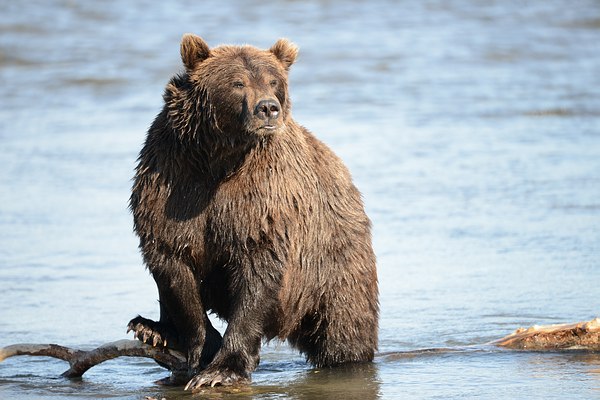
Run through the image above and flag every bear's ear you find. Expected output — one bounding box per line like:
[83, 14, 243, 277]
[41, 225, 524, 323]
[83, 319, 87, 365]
[180, 34, 211, 70]
[270, 38, 298, 70]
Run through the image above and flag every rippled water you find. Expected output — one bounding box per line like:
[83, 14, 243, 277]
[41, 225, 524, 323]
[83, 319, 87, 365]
[1, 1, 599, 399]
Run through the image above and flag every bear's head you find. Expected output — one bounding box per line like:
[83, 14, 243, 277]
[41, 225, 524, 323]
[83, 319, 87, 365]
[167, 34, 298, 149]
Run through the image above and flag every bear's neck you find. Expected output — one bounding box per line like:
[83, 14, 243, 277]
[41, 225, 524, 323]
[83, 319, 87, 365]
[204, 139, 260, 181]
[164, 125, 274, 184]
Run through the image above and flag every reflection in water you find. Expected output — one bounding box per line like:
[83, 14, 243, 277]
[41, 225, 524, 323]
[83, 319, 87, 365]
[151, 362, 381, 400]
[285, 363, 381, 400]
[525, 352, 600, 385]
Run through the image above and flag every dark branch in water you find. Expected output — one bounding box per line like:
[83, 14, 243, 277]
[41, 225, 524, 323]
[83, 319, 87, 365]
[1, 318, 598, 380]
[0, 339, 186, 379]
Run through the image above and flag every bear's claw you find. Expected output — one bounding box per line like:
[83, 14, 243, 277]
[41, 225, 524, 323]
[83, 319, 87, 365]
[127, 316, 176, 350]
[184, 368, 250, 390]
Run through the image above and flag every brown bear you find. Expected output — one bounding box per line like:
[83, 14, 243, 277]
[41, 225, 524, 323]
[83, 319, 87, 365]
[127, 34, 378, 390]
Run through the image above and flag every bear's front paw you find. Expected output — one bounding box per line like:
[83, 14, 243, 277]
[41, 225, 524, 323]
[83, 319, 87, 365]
[184, 367, 250, 390]
[126, 315, 178, 349]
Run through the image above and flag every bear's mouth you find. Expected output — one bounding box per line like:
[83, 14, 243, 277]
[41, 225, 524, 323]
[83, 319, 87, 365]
[254, 124, 279, 135]
[245, 121, 280, 137]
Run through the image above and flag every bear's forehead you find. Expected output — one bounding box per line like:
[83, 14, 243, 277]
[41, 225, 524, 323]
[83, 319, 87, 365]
[209, 46, 281, 77]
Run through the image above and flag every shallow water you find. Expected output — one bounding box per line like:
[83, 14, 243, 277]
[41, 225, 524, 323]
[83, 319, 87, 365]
[1, 0, 599, 398]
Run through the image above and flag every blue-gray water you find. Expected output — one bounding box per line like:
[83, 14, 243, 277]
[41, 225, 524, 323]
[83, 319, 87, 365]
[1, 1, 599, 399]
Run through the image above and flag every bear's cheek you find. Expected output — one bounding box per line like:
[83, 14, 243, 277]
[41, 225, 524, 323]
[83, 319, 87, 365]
[206, 89, 245, 129]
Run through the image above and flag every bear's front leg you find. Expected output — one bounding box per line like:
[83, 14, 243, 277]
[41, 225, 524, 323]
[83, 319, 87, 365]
[184, 333, 260, 389]
[138, 257, 222, 375]
[184, 265, 278, 390]
[127, 315, 178, 349]
[184, 350, 256, 388]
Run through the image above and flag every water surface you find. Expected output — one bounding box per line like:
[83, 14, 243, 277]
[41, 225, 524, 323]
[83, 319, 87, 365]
[1, 1, 599, 398]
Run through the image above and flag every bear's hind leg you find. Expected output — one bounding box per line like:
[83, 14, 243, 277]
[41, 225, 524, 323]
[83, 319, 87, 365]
[292, 296, 378, 368]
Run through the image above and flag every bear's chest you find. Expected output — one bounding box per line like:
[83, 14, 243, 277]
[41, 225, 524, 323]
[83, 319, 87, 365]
[210, 169, 291, 233]
[206, 160, 317, 252]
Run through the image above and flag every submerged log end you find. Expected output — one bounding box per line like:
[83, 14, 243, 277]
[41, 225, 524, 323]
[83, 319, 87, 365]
[493, 317, 600, 351]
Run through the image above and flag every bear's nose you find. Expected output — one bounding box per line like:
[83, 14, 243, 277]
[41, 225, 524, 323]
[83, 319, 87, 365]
[254, 99, 280, 120]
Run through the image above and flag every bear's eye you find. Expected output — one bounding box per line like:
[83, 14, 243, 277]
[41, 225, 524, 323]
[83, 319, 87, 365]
[269, 79, 278, 87]
[233, 81, 245, 89]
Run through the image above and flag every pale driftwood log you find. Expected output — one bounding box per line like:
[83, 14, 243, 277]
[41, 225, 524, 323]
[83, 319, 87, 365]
[0, 339, 186, 379]
[492, 317, 600, 350]
[1, 318, 598, 381]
